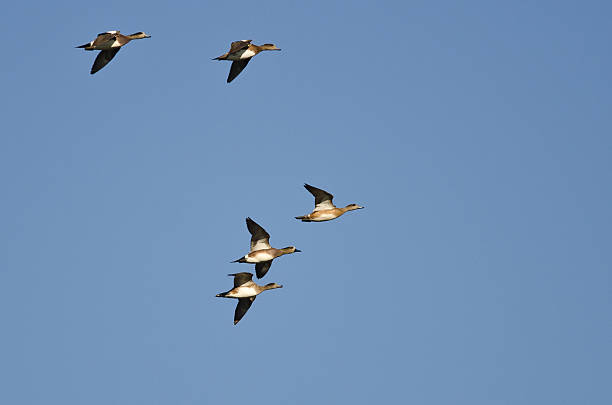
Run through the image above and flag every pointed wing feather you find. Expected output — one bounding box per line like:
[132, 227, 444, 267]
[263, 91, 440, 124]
[91, 48, 120, 74]
[255, 261, 273, 279]
[227, 59, 250, 83]
[246, 217, 271, 251]
[304, 184, 336, 211]
[234, 297, 255, 325]
[229, 40, 251, 53]
[229, 272, 253, 288]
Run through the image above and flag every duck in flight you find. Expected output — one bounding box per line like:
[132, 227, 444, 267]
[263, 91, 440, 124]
[213, 40, 281, 83]
[76, 30, 151, 74]
[232, 217, 300, 278]
[216, 272, 282, 325]
[295, 184, 364, 222]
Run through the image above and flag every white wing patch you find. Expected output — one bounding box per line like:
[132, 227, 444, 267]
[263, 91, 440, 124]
[314, 200, 336, 212]
[239, 49, 256, 59]
[250, 240, 272, 252]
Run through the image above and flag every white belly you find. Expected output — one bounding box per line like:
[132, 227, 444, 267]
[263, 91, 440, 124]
[228, 287, 258, 298]
[247, 251, 275, 262]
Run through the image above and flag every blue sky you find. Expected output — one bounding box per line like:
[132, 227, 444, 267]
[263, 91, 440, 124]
[1, 1, 611, 404]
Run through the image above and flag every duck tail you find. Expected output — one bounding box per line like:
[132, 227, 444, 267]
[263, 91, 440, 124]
[76, 43, 90, 49]
[295, 216, 312, 222]
[231, 257, 247, 263]
[216, 292, 228, 298]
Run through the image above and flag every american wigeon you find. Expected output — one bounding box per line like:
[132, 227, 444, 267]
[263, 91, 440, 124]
[295, 184, 364, 222]
[76, 31, 151, 74]
[216, 272, 282, 325]
[213, 40, 281, 83]
[232, 217, 300, 278]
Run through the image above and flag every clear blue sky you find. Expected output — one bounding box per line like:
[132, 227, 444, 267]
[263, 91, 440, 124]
[1, 1, 611, 404]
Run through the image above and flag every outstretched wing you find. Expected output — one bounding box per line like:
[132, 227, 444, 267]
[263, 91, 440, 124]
[304, 183, 335, 211]
[255, 261, 273, 279]
[227, 59, 250, 83]
[229, 272, 253, 288]
[246, 217, 271, 251]
[234, 296, 256, 325]
[91, 48, 120, 74]
[229, 40, 251, 54]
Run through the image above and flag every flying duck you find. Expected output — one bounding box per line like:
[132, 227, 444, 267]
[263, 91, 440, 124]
[295, 184, 364, 222]
[216, 272, 282, 325]
[232, 217, 300, 278]
[213, 40, 281, 83]
[76, 30, 151, 74]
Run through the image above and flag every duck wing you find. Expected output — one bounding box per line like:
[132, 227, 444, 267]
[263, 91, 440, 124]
[229, 40, 252, 53]
[255, 261, 273, 279]
[246, 217, 271, 251]
[92, 32, 118, 47]
[227, 59, 250, 83]
[304, 183, 336, 211]
[229, 272, 254, 288]
[91, 48, 120, 74]
[234, 296, 255, 325]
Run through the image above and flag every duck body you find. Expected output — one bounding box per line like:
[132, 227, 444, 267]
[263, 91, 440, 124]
[295, 184, 364, 222]
[225, 47, 257, 61]
[79, 31, 121, 50]
[220, 284, 260, 298]
[298, 208, 348, 222]
[241, 248, 280, 263]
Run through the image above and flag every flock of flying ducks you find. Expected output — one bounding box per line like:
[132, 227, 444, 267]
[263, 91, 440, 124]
[76, 31, 280, 82]
[77, 30, 364, 324]
[219, 184, 364, 324]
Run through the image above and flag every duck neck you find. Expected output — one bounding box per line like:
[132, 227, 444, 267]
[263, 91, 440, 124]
[278, 247, 294, 256]
[127, 33, 148, 40]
